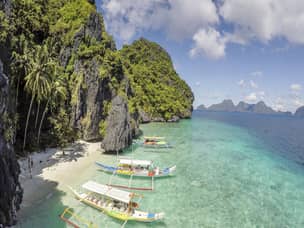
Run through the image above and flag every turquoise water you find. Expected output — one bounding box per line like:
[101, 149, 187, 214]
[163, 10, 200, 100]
[17, 115, 304, 227]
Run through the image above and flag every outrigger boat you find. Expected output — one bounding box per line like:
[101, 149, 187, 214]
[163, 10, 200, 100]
[96, 158, 176, 178]
[70, 181, 165, 223]
[142, 136, 172, 148]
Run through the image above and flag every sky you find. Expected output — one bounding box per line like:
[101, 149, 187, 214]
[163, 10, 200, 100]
[96, 0, 304, 112]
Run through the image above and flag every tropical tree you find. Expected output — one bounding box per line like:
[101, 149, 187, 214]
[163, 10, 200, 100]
[49, 108, 75, 155]
[23, 44, 55, 151]
[11, 35, 31, 107]
[37, 73, 67, 144]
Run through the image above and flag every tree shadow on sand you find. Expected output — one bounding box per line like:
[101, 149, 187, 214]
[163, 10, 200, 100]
[19, 141, 89, 179]
[15, 178, 72, 228]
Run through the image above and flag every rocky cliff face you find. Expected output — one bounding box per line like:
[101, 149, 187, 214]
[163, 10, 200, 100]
[201, 100, 291, 116]
[295, 106, 304, 118]
[0, 1, 22, 226]
[0, 60, 22, 226]
[60, 12, 134, 148]
[60, 11, 136, 152]
[61, 12, 107, 141]
[101, 96, 133, 153]
[197, 104, 207, 111]
[252, 101, 276, 114]
[208, 99, 236, 112]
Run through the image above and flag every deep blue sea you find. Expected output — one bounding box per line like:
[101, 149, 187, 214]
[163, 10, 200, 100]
[17, 111, 304, 227]
[194, 110, 304, 165]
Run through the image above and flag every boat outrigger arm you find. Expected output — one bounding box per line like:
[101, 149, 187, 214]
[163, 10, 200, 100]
[59, 207, 98, 228]
[108, 170, 155, 191]
[143, 136, 165, 140]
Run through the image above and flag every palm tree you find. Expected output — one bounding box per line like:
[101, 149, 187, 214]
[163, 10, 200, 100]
[11, 35, 31, 108]
[23, 44, 54, 151]
[37, 73, 67, 144]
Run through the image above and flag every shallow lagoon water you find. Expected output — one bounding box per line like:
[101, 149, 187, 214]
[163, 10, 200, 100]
[17, 114, 304, 227]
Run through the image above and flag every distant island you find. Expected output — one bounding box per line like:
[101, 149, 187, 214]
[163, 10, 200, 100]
[196, 99, 304, 117]
[295, 106, 304, 118]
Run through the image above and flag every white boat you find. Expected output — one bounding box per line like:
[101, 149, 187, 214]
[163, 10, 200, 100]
[70, 181, 165, 223]
[96, 157, 176, 178]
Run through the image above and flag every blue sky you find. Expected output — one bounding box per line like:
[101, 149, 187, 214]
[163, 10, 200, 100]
[96, 0, 304, 112]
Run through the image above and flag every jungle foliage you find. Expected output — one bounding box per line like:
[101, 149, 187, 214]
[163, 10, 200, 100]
[120, 38, 194, 120]
[2, 0, 193, 154]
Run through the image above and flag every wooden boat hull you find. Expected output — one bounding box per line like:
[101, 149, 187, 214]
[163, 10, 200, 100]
[133, 140, 172, 148]
[95, 162, 176, 177]
[70, 188, 164, 223]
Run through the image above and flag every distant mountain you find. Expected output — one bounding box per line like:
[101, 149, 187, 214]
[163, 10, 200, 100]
[197, 104, 207, 111]
[198, 100, 292, 116]
[208, 99, 236, 112]
[235, 101, 252, 112]
[295, 106, 304, 118]
[252, 101, 276, 114]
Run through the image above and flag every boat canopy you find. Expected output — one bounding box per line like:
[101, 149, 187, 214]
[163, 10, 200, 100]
[82, 181, 133, 204]
[119, 158, 153, 167]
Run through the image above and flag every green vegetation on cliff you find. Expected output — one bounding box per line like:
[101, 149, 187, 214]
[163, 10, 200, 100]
[120, 38, 194, 121]
[6, 0, 121, 152]
[2, 0, 193, 154]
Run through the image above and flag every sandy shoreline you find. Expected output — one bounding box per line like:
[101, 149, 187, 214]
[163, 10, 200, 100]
[17, 140, 105, 213]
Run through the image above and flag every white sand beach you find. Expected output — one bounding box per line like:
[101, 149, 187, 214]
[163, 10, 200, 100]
[18, 141, 105, 211]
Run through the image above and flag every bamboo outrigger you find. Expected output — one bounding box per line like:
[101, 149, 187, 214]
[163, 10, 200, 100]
[70, 181, 165, 223]
[59, 207, 97, 228]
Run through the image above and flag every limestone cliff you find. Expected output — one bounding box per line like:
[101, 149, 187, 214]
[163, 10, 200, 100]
[0, 57, 22, 227]
[101, 96, 133, 152]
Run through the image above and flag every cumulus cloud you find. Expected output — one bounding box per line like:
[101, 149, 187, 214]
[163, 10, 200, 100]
[293, 99, 304, 107]
[290, 84, 302, 92]
[101, 0, 218, 42]
[249, 80, 258, 89]
[258, 91, 265, 100]
[101, 0, 304, 59]
[189, 28, 226, 59]
[245, 92, 257, 102]
[250, 71, 263, 77]
[162, 0, 219, 40]
[220, 0, 304, 44]
[273, 97, 285, 111]
[238, 79, 245, 87]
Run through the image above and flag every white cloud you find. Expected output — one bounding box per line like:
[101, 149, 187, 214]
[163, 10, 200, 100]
[272, 97, 287, 111]
[250, 71, 263, 77]
[189, 27, 226, 59]
[245, 92, 257, 102]
[258, 91, 265, 100]
[290, 84, 302, 92]
[293, 99, 304, 107]
[237, 79, 245, 87]
[273, 104, 285, 111]
[101, 0, 218, 42]
[220, 0, 304, 45]
[249, 80, 258, 89]
[162, 0, 219, 40]
[195, 81, 201, 86]
[101, 0, 304, 60]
